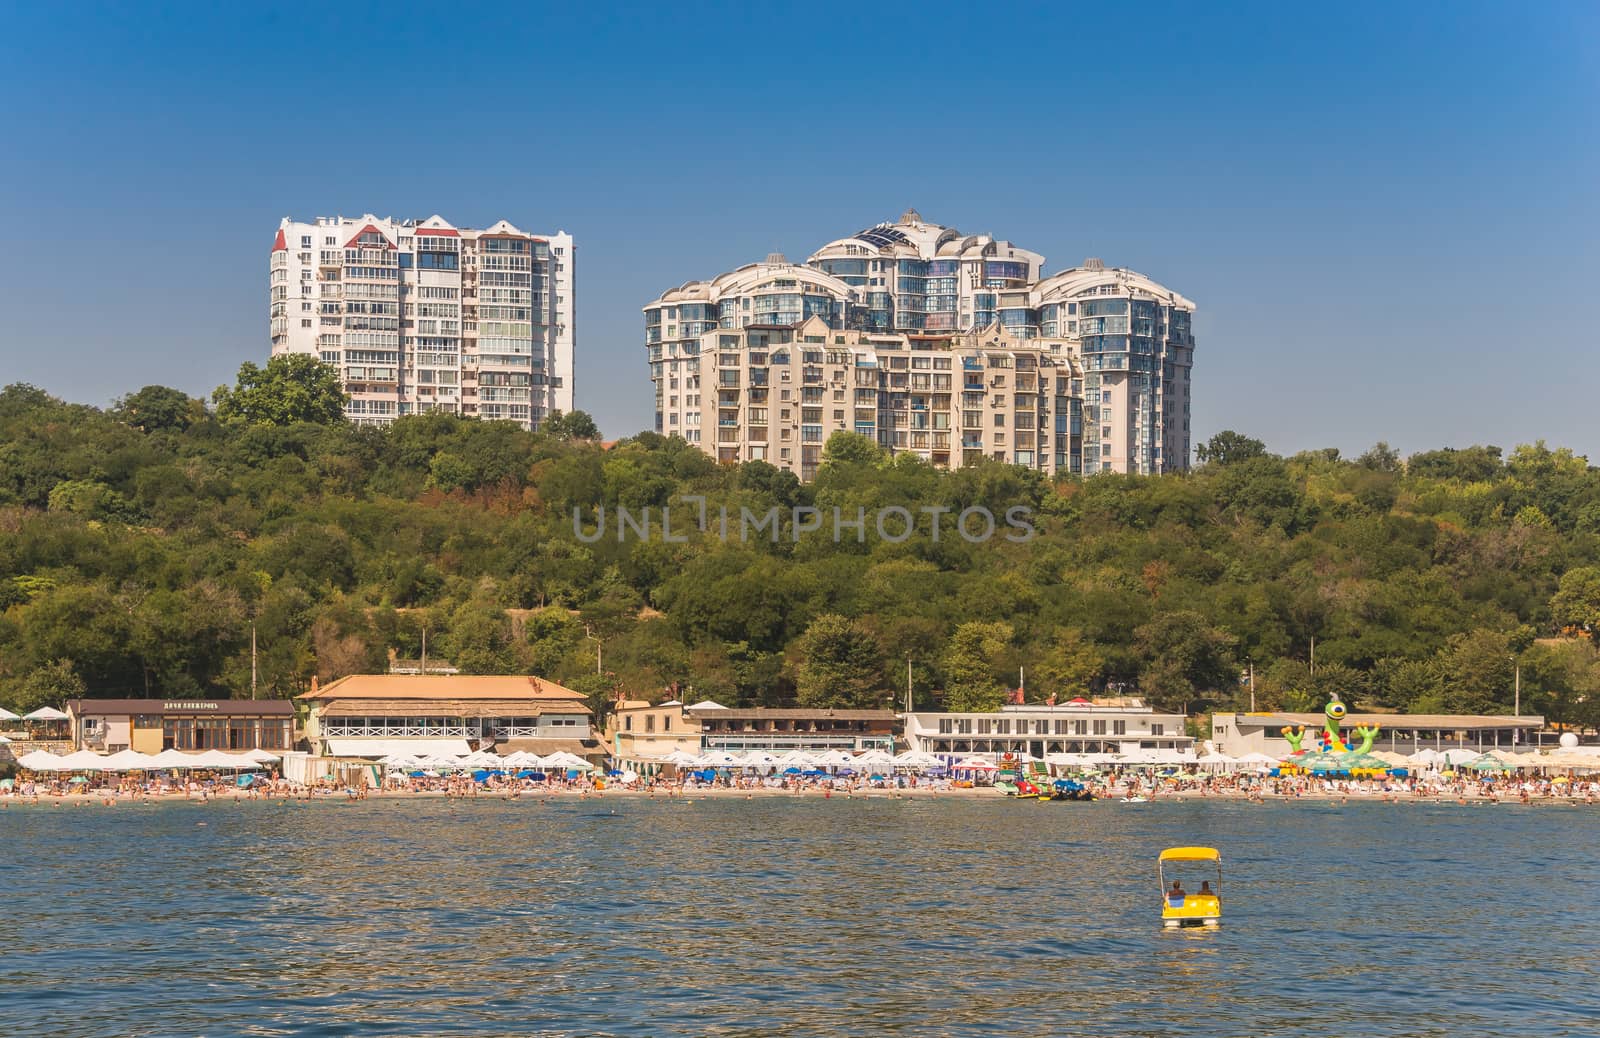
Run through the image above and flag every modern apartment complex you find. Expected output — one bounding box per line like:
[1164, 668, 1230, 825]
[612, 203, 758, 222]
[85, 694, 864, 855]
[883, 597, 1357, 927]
[644, 210, 1194, 477]
[271, 214, 574, 429]
[656, 315, 1088, 481]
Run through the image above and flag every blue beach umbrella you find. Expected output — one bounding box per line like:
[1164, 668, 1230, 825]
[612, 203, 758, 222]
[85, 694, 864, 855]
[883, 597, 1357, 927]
[782, 767, 803, 775]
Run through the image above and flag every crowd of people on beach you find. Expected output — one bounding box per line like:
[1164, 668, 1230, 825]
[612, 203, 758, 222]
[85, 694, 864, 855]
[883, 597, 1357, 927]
[4, 765, 1600, 806]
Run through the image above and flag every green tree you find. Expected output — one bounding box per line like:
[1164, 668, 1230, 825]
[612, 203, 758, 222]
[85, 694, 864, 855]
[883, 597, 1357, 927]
[941, 621, 1014, 712]
[542, 410, 601, 441]
[114, 385, 205, 433]
[1521, 639, 1600, 729]
[1356, 442, 1402, 472]
[1432, 628, 1517, 714]
[1133, 610, 1237, 712]
[1550, 567, 1600, 632]
[820, 430, 886, 468]
[213, 354, 347, 426]
[792, 614, 885, 709]
[1194, 430, 1267, 466]
[1030, 629, 1104, 699]
[3, 658, 87, 714]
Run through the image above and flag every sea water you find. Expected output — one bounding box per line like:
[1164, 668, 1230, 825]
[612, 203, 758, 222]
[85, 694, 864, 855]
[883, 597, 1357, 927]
[1, 796, 1597, 1036]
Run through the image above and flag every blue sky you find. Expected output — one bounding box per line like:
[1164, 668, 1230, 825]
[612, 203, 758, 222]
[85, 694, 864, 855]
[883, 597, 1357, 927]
[1, 1, 1596, 458]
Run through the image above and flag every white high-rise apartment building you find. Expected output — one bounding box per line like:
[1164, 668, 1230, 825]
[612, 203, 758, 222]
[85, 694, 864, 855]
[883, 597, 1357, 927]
[271, 214, 575, 429]
[645, 209, 1194, 476]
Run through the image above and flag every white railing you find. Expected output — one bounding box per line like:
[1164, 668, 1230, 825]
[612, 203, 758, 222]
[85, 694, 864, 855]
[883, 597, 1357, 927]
[323, 722, 474, 738]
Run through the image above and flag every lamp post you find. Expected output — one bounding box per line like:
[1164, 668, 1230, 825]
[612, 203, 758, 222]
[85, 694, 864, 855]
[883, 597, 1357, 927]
[583, 624, 602, 675]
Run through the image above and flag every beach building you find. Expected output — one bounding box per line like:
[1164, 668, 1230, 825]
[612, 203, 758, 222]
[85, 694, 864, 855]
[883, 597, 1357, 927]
[604, 699, 898, 764]
[65, 699, 296, 754]
[902, 699, 1194, 761]
[1211, 711, 1548, 757]
[690, 703, 897, 753]
[297, 674, 597, 759]
[606, 699, 702, 761]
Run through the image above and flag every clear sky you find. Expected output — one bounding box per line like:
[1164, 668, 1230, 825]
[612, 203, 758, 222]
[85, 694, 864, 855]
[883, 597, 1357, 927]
[1, 1, 1596, 458]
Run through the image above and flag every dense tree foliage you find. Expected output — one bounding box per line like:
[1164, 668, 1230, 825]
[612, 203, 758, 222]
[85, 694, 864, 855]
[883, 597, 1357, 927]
[3, 380, 1600, 728]
[212, 355, 347, 426]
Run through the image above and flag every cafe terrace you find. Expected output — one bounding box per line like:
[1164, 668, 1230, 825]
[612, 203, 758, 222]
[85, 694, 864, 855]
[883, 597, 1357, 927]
[297, 674, 597, 759]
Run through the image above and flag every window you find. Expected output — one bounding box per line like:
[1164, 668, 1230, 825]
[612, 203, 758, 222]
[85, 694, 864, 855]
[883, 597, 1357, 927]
[1151, 724, 1164, 736]
[1112, 720, 1126, 735]
[1092, 720, 1107, 735]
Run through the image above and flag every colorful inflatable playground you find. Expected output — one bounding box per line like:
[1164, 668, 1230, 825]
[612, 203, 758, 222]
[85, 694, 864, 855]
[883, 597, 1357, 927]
[1273, 693, 1406, 778]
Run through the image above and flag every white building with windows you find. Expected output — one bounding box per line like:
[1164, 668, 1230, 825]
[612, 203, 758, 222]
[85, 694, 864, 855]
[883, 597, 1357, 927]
[645, 209, 1194, 476]
[902, 699, 1194, 761]
[297, 674, 597, 759]
[271, 214, 574, 430]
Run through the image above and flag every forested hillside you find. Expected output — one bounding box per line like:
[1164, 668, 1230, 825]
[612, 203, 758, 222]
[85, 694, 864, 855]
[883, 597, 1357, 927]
[3, 372, 1599, 725]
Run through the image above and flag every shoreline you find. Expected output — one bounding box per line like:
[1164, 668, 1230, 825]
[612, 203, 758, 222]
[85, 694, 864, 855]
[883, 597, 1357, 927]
[3, 785, 1596, 808]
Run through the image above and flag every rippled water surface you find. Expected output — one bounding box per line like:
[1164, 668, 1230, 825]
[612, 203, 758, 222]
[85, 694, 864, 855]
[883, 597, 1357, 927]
[3, 796, 1599, 1036]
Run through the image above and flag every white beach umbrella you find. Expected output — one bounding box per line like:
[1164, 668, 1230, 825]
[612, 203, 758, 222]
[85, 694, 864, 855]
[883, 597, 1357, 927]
[16, 750, 65, 771]
[196, 750, 260, 769]
[100, 749, 159, 770]
[56, 749, 113, 771]
[954, 757, 999, 771]
[245, 749, 282, 764]
[150, 749, 200, 769]
[23, 706, 70, 721]
[0, 706, 21, 721]
[1439, 748, 1482, 767]
[545, 751, 594, 770]
[890, 751, 941, 770]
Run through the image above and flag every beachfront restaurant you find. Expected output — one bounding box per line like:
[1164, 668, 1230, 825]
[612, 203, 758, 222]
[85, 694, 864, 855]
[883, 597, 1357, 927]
[65, 699, 296, 754]
[902, 699, 1195, 761]
[297, 674, 599, 760]
[1210, 711, 1548, 757]
[688, 704, 898, 753]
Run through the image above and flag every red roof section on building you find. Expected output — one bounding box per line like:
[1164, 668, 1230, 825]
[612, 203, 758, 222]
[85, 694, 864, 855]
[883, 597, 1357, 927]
[344, 223, 395, 249]
[416, 227, 459, 237]
[272, 229, 287, 252]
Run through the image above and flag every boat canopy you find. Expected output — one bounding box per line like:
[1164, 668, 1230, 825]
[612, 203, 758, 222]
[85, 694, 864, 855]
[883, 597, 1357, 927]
[1159, 846, 1221, 863]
